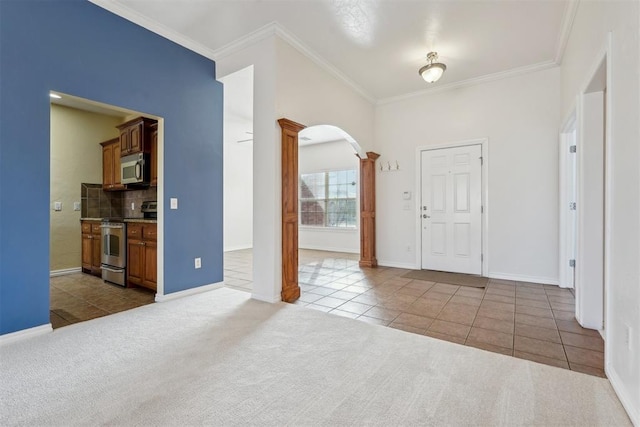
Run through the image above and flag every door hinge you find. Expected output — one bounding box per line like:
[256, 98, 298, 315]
[479, 156, 483, 165]
[481, 206, 484, 214]
[481, 254, 484, 262]
[569, 145, 577, 153]
[569, 202, 576, 210]
[569, 259, 576, 267]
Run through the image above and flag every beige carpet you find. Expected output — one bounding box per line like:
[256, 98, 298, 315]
[0, 288, 630, 426]
[402, 269, 488, 288]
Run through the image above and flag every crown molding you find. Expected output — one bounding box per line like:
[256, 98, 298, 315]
[377, 60, 559, 106]
[212, 21, 376, 104]
[554, 0, 580, 64]
[89, 0, 218, 60]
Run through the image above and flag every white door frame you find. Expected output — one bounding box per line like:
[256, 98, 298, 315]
[571, 33, 612, 333]
[415, 138, 489, 275]
[558, 110, 577, 289]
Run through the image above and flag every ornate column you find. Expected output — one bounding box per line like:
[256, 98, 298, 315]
[359, 152, 379, 268]
[278, 118, 306, 302]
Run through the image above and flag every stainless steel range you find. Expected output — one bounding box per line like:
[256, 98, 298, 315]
[101, 220, 127, 286]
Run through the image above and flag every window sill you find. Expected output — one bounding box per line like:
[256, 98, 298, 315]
[299, 226, 358, 233]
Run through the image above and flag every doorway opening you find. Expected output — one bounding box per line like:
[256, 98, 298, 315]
[415, 139, 488, 276]
[220, 65, 254, 293]
[49, 92, 163, 329]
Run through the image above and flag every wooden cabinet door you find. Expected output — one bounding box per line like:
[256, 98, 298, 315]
[113, 142, 123, 189]
[91, 234, 102, 273]
[129, 122, 143, 153]
[127, 240, 143, 286]
[142, 241, 157, 291]
[81, 234, 93, 271]
[150, 128, 158, 187]
[120, 129, 130, 155]
[102, 144, 113, 189]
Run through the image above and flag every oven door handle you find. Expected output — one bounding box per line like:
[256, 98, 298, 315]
[100, 224, 124, 229]
[100, 266, 124, 274]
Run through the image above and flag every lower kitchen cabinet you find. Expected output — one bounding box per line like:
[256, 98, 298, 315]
[127, 223, 157, 291]
[81, 220, 102, 276]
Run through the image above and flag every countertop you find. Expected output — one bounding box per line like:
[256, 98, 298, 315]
[124, 218, 157, 224]
[80, 218, 157, 223]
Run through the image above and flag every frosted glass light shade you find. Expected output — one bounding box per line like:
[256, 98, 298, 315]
[419, 63, 446, 83]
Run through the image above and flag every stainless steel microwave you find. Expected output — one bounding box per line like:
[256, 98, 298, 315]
[121, 153, 149, 185]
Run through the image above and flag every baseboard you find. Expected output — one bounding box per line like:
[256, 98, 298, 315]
[0, 324, 53, 346]
[298, 245, 359, 254]
[606, 363, 639, 426]
[50, 267, 82, 277]
[224, 245, 253, 252]
[155, 282, 224, 302]
[488, 272, 559, 286]
[251, 292, 282, 303]
[377, 260, 418, 269]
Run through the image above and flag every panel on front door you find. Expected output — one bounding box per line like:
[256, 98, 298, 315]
[421, 145, 482, 274]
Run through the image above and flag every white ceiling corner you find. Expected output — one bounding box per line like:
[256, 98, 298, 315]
[89, 0, 218, 60]
[554, 0, 580, 64]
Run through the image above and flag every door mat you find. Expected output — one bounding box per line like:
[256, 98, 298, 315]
[401, 270, 488, 288]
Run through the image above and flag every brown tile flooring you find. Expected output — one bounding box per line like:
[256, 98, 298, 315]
[224, 249, 605, 378]
[50, 273, 155, 329]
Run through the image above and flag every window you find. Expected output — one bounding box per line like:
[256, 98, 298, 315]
[300, 169, 357, 228]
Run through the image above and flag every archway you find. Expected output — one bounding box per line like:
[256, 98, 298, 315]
[278, 119, 379, 302]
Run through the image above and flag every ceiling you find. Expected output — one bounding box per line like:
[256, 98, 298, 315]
[95, 0, 575, 103]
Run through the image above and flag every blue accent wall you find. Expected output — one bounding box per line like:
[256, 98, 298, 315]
[0, 1, 223, 335]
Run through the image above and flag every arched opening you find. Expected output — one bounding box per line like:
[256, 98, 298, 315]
[279, 119, 379, 302]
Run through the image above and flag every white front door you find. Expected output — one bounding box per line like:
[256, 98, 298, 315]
[421, 145, 482, 274]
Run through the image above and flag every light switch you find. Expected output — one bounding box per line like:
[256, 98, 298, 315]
[403, 191, 411, 200]
[73, 202, 81, 211]
[54, 201, 62, 211]
[403, 202, 411, 211]
[170, 198, 178, 209]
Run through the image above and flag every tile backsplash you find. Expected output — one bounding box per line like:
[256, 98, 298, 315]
[81, 183, 156, 219]
[124, 187, 157, 218]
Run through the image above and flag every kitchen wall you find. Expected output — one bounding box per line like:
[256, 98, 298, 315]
[560, 1, 639, 422]
[299, 140, 359, 253]
[49, 104, 121, 272]
[374, 67, 561, 283]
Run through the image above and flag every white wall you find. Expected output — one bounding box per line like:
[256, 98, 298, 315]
[217, 36, 280, 303]
[220, 67, 254, 252]
[275, 38, 375, 152]
[50, 104, 122, 272]
[299, 140, 359, 253]
[374, 67, 561, 282]
[561, 1, 639, 422]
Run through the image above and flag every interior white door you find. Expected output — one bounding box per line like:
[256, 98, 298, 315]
[421, 145, 482, 274]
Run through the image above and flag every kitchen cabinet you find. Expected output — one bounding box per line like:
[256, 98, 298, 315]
[127, 222, 157, 291]
[100, 138, 125, 191]
[116, 117, 157, 156]
[81, 220, 102, 276]
[150, 123, 158, 187]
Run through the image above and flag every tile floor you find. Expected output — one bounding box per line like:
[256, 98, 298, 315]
[224, 249, 605, 377]
[50, 273, 155, 329]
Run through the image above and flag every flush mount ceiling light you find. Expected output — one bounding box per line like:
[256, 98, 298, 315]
[419, 52, 446, 83]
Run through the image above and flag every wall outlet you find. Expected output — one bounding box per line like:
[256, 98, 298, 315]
[406, 245, 411, 252]
[54, 201, 62, 211]
[194, 257, 201, 269]
[170, 198, 178, 209]
[73, 202, 81, 211]
[625, 324, 632, 351]
[131, 202, 135, 210]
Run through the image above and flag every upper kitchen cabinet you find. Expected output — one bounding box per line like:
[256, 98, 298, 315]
[100, 138, 125, 191]
[116, 117, 157, 156]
